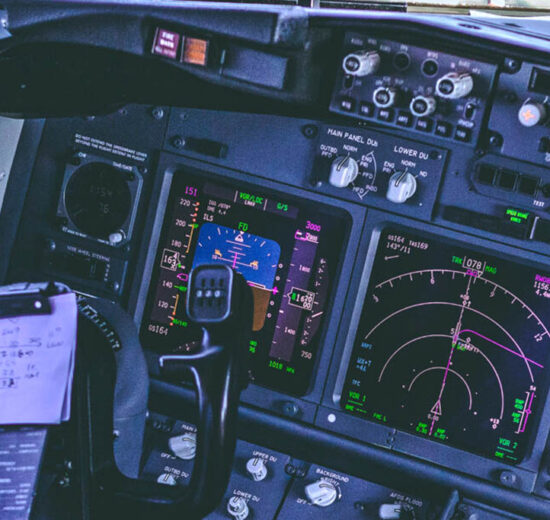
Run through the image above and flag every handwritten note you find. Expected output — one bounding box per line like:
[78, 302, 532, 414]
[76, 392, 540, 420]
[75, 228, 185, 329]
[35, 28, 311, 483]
[0, 293, 77, 424]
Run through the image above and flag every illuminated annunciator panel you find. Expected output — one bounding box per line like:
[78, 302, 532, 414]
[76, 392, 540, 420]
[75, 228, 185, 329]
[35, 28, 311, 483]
[342, 228, 550, 464]
[141, 171, 348, 395]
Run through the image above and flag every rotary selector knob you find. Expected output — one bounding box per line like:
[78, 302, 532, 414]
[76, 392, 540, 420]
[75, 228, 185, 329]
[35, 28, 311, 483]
[168, 432, 197, 460]
[386, 172, 417, 204]
[156, 473, 177, 486]
[227, 496, 250, 520]
[373, 86, 398, 109]
[436, 72, 474, 99]
[246, 457, 268, 481]
[518, 101, 547, 127]
[329, 155, 359, 188]
[342, 50, 381, 77]
[304, 479, 339, 507]
[410, 95, 436, 117]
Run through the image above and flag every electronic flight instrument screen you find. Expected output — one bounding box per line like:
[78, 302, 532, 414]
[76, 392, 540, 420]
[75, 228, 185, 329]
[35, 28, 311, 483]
[142, 171, 348, 395]
[342, 228, 550, 464]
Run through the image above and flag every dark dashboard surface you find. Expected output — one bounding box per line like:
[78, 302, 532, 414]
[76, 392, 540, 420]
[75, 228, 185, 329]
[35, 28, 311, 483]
[3, 2, 550, 519]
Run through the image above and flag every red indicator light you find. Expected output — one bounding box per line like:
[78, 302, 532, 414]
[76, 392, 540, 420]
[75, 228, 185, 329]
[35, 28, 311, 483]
[151, 28, 180, 60]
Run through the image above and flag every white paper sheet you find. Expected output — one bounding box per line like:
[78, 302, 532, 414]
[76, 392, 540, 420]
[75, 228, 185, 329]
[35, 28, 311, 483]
[0, 293, 77, 424]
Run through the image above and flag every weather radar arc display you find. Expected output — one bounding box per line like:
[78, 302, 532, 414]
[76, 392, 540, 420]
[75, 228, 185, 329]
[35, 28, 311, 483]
[142, 171, 348, 395]
[342, 228, 550, 464]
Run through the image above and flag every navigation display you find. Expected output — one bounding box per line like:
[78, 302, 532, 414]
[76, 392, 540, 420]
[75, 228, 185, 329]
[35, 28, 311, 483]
[142, 171, 348, 395]
[342, 228, 550, 464]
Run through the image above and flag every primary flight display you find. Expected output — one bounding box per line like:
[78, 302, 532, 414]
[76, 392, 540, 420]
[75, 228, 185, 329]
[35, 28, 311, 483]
[142, 170, 347, 395]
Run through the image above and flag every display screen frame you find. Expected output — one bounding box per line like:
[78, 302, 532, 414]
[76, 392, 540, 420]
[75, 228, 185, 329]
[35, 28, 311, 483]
[134, 161, 352, 397]
[339, 225, 550, 465]
[325, 216, 550, 486]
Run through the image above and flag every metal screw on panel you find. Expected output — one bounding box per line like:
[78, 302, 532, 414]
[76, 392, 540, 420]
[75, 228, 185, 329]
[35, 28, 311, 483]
[108, 280, 120, 292]
[503, 91, 517, 103]
[172, 136, 186, 149]
[69, 156, 81, 166]
[489, 133, 503, 148]
[503, 58, 521, 74]
[354, 502, 367, 511]
[151, 107, 165, 120]
[498, 470, 517, 487]
[57, 476, 71, 488]
[284, 463, 296, 476]
[301, 124, 318, 139]
[47, 240, 56, 252]
[294, 467, 306, 478]
[281, 401, 300, 417]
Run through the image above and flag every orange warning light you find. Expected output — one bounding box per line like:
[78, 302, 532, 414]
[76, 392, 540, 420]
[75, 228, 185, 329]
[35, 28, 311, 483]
[182, 37, 209, 67]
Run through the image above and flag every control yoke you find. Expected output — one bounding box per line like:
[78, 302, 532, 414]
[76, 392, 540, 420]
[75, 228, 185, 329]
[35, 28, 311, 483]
[77, 264, 253, 519]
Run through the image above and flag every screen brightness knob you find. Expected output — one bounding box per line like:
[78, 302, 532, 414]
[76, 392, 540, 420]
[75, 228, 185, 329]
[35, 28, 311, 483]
[329, 155, 359, 188]
[386, 171, 417, 204]
[436, 72, 474, 99]
[342, 50, 381, 77]
[168, 432, 197, 460]
[227, 496, 249, 520]
[304, 479, 339, 507]
[246, 457, 268, 481]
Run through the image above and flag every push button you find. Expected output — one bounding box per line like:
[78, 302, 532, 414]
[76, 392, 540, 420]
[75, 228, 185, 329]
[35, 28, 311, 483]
[518, 176, 539, 196]
[434, 121, 452, 137]
[416, 117, 433, 132]
[339, 98, 355, 112]
[359, 101, 375, 117]
[396, 111, 413, 127]
[455, 126, 472, 142]
[497, 170, 517, 190]
[539, 137, 550, 153]
[476, 164, 497, 185]
[532, 217, 550, 243]
[377, 108, 395, 122]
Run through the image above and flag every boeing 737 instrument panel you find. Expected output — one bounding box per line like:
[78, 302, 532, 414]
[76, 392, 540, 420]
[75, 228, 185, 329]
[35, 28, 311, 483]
[142, 171, 348, 395]
[342, 229, 550, 464]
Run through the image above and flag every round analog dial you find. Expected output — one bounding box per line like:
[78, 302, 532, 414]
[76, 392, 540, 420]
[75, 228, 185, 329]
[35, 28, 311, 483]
[64, 162, 131, 238]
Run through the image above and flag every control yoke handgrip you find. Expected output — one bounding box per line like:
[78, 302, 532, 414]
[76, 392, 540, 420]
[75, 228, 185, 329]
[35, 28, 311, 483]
[159, 265, 253, 515]
[80, 265, 253, 519]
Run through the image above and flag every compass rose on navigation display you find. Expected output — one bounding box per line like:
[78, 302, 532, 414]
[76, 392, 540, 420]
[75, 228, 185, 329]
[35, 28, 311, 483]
[342, 228, 550, 464]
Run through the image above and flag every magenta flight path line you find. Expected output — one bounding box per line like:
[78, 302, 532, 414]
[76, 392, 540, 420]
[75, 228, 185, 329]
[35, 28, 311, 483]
[428, 326, 543, 437]
[458, 329, 544, 369]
